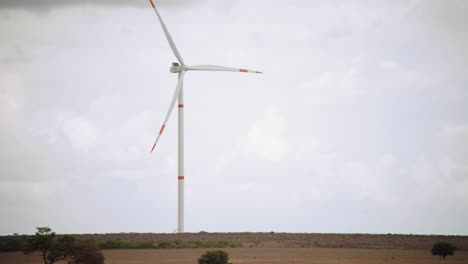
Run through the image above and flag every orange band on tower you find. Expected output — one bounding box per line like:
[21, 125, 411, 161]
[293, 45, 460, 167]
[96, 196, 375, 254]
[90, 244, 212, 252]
[178, 104, 184, 108]
[178, 176, 184, 180]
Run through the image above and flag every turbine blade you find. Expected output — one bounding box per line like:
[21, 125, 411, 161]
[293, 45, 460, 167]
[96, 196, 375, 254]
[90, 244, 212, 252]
[151, 70, 186, 153]
[187, 65, 262, 74]
[148, 0, 185, 65]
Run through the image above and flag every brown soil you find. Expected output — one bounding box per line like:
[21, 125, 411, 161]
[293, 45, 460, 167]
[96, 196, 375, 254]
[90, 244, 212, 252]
[2, 248, 468, 264]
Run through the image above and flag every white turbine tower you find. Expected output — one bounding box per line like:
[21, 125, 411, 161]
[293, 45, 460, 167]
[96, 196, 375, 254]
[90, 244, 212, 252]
[147, 0, 262, 233]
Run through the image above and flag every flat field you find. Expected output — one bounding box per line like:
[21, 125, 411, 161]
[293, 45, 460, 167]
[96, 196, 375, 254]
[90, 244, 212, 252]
[2, 248, 468, 264]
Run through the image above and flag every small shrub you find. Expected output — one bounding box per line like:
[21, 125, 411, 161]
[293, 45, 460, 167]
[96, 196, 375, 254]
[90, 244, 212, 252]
[97, 240, 120, 249]
[198, 250, 231, 264]
[129, 241, 154, 249]
[215, 241, 229, 248]
[156, 241, 176, 249]
[195, 241, 229, 248]
[177, 242, 194, 248]
[229, 242, 242, 248]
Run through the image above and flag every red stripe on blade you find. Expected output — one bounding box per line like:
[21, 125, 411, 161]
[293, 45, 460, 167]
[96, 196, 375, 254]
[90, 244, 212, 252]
[149, 0, 155, 8]
[178, 176, 184, 180]
[151, 143, 156, 153]
[240, 69, 248, 72]
[178, 104, 184, 108]
[159, 124, 166, 135]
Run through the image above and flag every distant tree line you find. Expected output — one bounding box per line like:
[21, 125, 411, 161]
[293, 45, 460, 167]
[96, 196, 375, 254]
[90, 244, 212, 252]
[1, 235, 242, 251]
[0, 233, 28, 252]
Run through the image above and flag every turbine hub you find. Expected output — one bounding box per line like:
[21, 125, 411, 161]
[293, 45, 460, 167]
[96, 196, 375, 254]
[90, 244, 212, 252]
[170, 62, 183, 73]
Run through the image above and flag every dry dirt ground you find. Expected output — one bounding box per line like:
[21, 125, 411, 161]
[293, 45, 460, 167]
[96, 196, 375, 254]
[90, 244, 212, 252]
[2, 248, 468, 264]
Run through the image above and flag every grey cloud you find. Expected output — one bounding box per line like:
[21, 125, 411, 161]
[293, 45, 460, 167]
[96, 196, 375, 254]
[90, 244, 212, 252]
[0, 0, 198, 9]
[409, 0, 468, 31]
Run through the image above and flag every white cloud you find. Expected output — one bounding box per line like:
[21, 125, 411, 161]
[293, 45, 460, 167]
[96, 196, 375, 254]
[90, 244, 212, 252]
[381, 60, 399, 71]
[245, 107, 288, 161]
[63, 116, 98, 152]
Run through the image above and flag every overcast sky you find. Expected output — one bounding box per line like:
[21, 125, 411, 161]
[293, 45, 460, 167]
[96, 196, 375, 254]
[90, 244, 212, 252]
[1, 0, 467, 236]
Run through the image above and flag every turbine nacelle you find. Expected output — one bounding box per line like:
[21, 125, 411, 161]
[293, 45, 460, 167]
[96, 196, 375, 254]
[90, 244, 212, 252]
[170, 62, 184, 73]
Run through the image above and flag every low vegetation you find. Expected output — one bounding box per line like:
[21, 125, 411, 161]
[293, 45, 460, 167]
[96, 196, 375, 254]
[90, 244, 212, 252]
[198, 250, 231, 264]
[2, 232, 467, 252]
[0, 235, 242, 251]
[96, 239, 241, 249]
[97, 240, 155, 249]
[0, 233, 27, 252]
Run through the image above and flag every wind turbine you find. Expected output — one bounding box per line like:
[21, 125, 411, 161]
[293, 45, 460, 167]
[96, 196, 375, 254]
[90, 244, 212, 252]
[147, 0, 262, 233]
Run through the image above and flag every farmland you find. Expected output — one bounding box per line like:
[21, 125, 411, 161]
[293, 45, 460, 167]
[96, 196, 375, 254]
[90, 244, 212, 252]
[2, 247, 468, 264]
[1, 232, 468, 263]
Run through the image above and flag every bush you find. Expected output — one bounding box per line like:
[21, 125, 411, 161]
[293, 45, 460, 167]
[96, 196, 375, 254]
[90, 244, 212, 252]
[229, 242, 243, 248]
[198, 250, 231, 264]
[71, 240, 105, 264]
[195, 241, 229, 248]
[177, 242, 195, 248]
[431, 242, 456, 260]
[156, 241, 176, 249]
[97, 240, 115, 249]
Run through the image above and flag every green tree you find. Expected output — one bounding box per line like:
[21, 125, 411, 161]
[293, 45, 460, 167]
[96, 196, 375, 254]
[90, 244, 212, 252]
[23, 227, 56, 264]
[23, 227, 104, 264]
[198, 250, 231, 264]
[431, 242, 456, 260]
